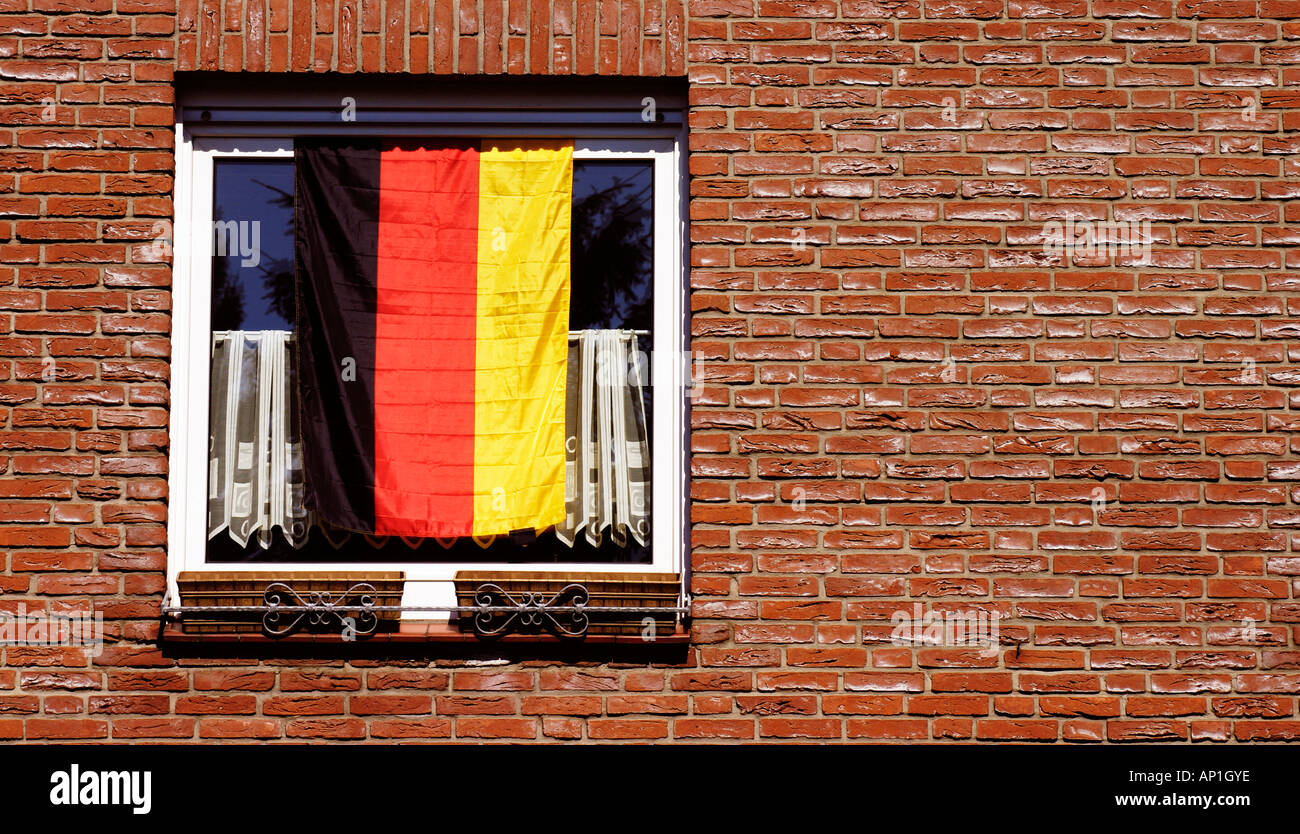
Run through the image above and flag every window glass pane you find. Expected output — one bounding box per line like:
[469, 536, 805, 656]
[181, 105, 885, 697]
[569, 160, 654, 338]
[210, 159, 296, 332]
[205, 152, 654, 565]
[570, 160, 656, 545]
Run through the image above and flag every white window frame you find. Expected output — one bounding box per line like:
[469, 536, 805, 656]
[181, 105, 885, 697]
[168, 126, 687, 619]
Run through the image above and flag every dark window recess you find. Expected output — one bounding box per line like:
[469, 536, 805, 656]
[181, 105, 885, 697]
[206, 156, 654, 565]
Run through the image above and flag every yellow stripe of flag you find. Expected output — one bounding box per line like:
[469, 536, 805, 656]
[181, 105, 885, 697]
[472, 140, 573, 536]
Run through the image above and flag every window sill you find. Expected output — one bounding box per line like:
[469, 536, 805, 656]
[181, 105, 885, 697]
[160, 620, 689, 646]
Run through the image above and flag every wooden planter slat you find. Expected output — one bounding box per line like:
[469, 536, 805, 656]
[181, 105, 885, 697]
[453, 571, 681, 636]
[176, 571, 406, 634]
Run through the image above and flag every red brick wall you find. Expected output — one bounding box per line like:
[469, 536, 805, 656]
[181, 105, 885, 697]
[176, 0, 686, 74]
[2, 0, 1300, 742]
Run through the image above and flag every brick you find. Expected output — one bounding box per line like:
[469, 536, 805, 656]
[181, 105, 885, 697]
[198, 719, 282, 739]
[456, 718, 538, 739]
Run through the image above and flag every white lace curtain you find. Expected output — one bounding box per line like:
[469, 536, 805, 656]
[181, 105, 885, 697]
[556, 330, 651, 548]
[207, 330, 311, 548]
[207, 329, 650, 550]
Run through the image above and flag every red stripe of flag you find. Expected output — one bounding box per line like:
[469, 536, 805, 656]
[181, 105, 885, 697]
[373, 142, 480, 536]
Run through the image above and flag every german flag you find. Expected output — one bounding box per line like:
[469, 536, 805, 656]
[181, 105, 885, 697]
[293, 139, 572, 539]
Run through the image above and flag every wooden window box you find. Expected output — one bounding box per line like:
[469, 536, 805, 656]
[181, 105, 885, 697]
[453, 571, 682, 638]
[176, 571, 406, 635]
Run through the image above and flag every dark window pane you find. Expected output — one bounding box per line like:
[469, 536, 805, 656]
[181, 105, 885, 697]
[569, 160, 654, 339]
[210, 159, 296, 332]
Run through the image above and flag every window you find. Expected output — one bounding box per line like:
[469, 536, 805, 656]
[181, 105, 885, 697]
[167, 80, 687, 620]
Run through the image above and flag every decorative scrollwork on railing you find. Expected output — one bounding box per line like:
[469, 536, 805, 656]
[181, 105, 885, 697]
[472, 583, 590, 638]
[263, 582, 379, 637]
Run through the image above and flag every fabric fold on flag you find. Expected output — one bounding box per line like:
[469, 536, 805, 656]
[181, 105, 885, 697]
[293, 138, 572, 539]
